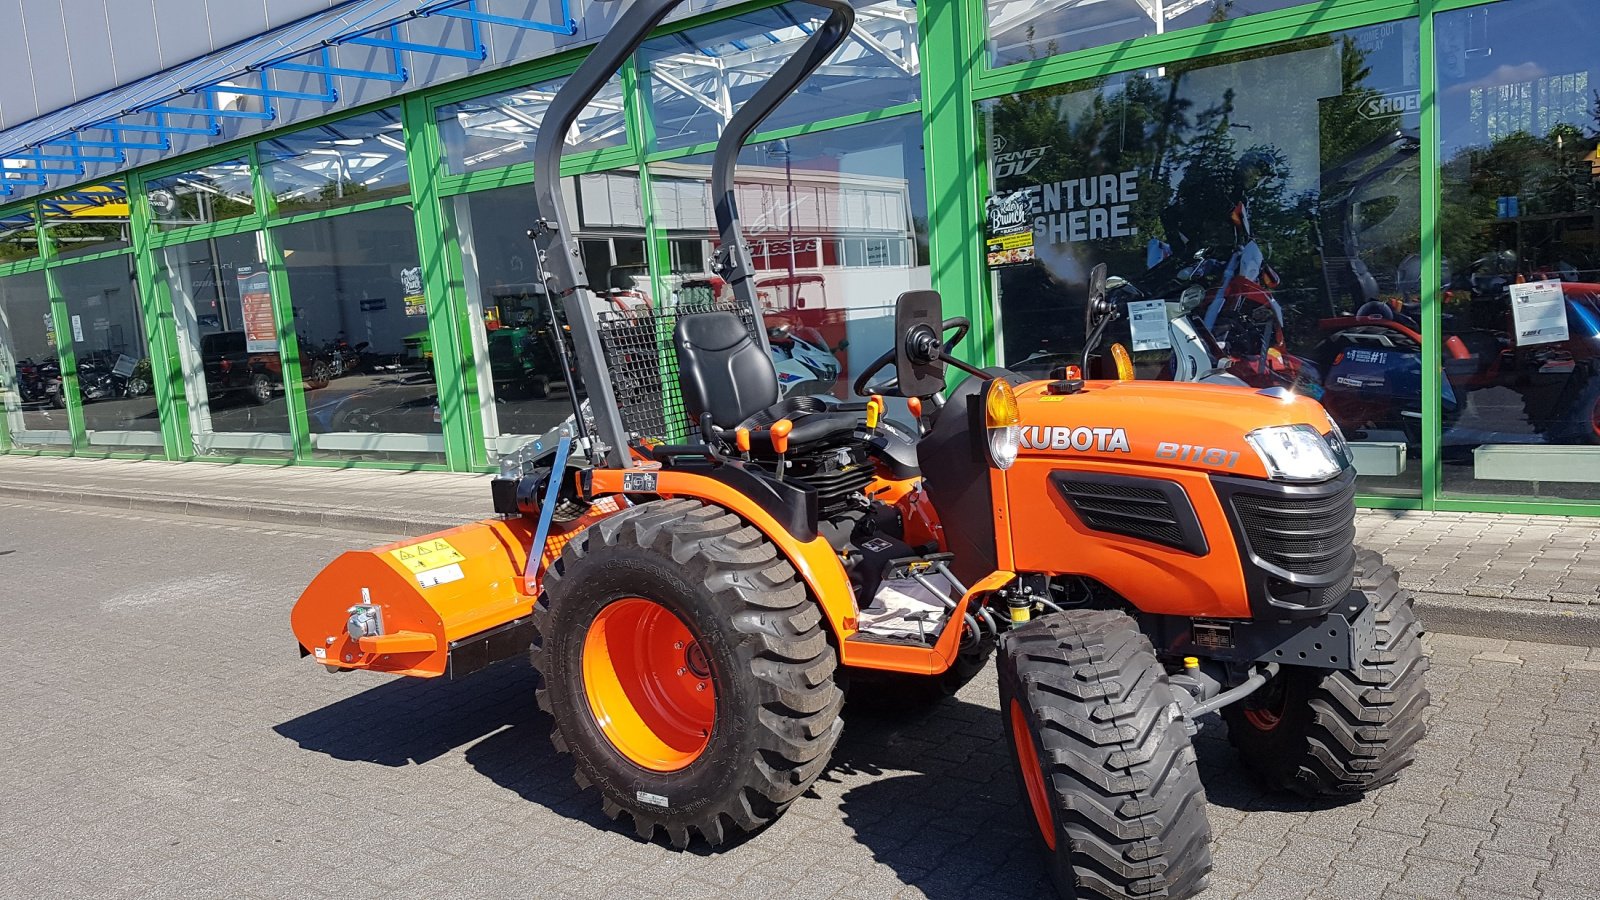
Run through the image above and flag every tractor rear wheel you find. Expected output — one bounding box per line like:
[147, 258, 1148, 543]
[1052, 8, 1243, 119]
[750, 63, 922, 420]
[1000, 610, 1212, 900]
[533, 498, 844, 848]
[1222, 548, 1429, 796]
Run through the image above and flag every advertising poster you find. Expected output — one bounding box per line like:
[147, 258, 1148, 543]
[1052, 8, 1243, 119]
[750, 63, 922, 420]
[401, 267, 427, 317]
[984, 190, 1036, 268]
[43, 313, 55, 347]
[237, 266, 278, 353]
[1509, 280, 1569, 346]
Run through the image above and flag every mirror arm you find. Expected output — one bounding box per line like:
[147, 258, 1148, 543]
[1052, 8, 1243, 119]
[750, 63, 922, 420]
[940, 353, 993, 382]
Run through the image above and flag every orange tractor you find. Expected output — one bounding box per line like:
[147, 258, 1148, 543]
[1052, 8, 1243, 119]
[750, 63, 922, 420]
[290, 3, 1429, 897]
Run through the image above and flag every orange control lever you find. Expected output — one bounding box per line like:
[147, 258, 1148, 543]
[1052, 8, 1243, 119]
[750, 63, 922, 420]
[770, 419, 793, 455]
[735, 427, 751, 457]
[907, 396, 922, 420]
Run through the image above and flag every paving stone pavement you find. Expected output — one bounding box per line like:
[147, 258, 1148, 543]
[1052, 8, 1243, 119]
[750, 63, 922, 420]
[3, 498, 1599, 899]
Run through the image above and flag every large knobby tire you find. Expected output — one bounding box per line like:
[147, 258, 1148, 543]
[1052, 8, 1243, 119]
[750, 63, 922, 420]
[1000, 610, 1212, 900]
[532, 498, 844, 849]
[1222, 548, 1429, 796]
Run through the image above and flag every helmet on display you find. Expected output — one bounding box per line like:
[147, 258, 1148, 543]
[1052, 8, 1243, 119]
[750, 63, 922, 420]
[1235, 149, 1281, 190]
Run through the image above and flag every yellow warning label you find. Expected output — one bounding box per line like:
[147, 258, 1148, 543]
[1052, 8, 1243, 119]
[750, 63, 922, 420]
[388, 537, 467, 575]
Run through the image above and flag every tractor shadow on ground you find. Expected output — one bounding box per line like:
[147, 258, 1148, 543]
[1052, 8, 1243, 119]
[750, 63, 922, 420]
[829, 701, 1352, 900]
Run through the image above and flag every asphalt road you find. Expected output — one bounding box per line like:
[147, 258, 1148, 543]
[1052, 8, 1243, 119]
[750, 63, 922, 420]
[2, 499, 1599, 900]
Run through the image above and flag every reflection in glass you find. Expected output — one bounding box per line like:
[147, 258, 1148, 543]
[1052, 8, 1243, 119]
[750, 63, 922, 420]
[0, 270, 70, 447]
[146, 159, 255, 231]
[277, 204, 443, 463]
[648, 117, 930, 401]
[437, 74, 628, 173]
[452, 172, 652, 459]
[165, 233, 295, 458]
[0, 210, 39, 263]
[987, 0, 1306, 67]
[58, 255, 162, 448]
[1436, 0, 1600, 502]
[41, 182, 132, 258]
[983, 21, 1421, 495]
[260, 108, 408, 215]
[638, 0, 919, 152]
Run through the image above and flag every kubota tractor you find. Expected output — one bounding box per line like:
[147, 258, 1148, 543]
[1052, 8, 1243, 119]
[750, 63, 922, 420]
[289, 3, 1429, 897]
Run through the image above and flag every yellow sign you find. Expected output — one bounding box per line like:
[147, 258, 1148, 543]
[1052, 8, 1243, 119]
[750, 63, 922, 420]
[388, 537, 467, 574]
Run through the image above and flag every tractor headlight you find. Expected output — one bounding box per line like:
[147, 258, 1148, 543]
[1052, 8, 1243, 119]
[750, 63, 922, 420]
[984, 378, 1021, 470]
[1245, 424, 1343, 483]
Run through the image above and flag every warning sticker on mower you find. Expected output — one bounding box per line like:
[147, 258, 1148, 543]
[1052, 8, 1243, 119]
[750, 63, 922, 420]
[389, 538, 467, 576]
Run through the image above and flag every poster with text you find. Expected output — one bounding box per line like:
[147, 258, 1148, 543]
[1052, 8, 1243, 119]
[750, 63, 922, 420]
[238, 267, 278, 353]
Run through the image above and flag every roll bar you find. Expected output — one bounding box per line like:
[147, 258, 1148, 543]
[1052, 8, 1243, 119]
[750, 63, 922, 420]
[530, 0, 856, 468]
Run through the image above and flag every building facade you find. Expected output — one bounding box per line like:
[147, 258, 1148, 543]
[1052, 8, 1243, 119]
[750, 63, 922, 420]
[0, 0, 1593, 518]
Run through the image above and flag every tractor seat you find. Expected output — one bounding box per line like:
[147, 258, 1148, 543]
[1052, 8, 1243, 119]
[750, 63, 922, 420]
[674, 311, 858, 448]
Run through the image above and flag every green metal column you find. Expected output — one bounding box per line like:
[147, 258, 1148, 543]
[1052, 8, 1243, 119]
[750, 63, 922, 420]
[402, 92, 475, 471]
[255, 147, 315, 463]
[41, 266, 87, 453]
[1418, 0, 1442, 511]
[129, 176, 189, 460]
[918, 0, 991, 369]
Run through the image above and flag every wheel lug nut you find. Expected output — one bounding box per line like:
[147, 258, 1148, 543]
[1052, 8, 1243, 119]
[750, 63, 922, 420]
[674, 641, 684, 650]
[697, 683, 706, 691]
[677, 667, 687, 676]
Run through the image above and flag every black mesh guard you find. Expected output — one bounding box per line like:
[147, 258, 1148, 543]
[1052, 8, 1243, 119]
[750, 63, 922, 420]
[595, 299, 759, 444]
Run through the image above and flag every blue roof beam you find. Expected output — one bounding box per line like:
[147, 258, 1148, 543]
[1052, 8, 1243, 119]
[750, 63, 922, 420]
[271, 46, 410, 84]
[422, 0, 578, 37]
[338, 23, 487, 62]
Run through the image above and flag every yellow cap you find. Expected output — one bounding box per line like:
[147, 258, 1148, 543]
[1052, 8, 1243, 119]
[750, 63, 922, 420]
[1183, 656, 1200, 669]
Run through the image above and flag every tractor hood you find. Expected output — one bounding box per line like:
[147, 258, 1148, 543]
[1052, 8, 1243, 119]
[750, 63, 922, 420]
[1012, 379, 1338, 481]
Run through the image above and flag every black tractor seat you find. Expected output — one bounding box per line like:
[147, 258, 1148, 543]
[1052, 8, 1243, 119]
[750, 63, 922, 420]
[675, 311, 861, 450]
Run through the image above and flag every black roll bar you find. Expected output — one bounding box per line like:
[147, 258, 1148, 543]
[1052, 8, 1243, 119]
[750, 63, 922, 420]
[530, 0, 857, 468]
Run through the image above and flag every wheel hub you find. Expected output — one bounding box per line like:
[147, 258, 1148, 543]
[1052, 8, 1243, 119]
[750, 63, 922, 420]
[582, 597, 716, 772]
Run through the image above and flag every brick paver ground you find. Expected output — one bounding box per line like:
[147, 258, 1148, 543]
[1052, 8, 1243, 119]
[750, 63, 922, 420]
[2, 498, 1597, 899]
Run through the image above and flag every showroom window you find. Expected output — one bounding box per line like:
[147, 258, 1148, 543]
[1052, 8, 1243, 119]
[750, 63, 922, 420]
[986, 0, 1311, 68]
[145, 159, 256, 232]
[0, 210, 40, 263]
[450, 171, 650, 460]
[983, 19, 1422, 495]
[436, 73, 629, 173]
[0, 269, 69, 448]
[1436, 0, 1600, 503]
[163, 232, 296, 459]
[41, 182, 133, 259]
[648, 116, 930, 403]
[260, 108, 409, 216]
[275, 203, 443, 464]
[56, 254, 162, 450]
[636, 0, 920, 152]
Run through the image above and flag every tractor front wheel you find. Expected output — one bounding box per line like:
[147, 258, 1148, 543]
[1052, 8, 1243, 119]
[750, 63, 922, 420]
[1222, 548, 1429, 796]
[999, 610, 1213, 900]
[533, 498, 844, 849]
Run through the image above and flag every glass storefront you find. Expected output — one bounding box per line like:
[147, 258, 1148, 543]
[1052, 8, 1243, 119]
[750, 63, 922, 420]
[1436, 0, 1600, 502]
[636, 0, 920, 152]
[649, 116, 930, 402]
[0, 270, 70, 448]
[983, 20, 1423, 496]
[277, 203, 443, 463]
[0, 0, 1592, 514]
[986, 0, 1309, 68]
[57, 254, 162, 450]
[164, 232, 295, 458]
[450, 173, 651, 460]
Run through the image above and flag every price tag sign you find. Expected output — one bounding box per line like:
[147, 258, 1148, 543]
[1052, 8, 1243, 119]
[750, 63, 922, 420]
[1128, 299, 1171, 352]
[1509, 280, 1568, 346]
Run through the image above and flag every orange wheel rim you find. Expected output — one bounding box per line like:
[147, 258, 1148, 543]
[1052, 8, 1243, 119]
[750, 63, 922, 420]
[582, 597, 716, 772]
[1010, 699, 1056, 850]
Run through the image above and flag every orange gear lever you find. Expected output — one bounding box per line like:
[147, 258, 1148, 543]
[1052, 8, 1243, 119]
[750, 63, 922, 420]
[770, 419, 793, 481]
[770, 419, 793, 455]
[735, 427, 751, 459]
[907, 396, 922, 420]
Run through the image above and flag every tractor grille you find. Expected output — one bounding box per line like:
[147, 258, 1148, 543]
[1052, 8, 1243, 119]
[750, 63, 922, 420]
[595, 299, 757, 444]
[1230, 478, 1358, 578]
[1058, 479, 1184, 548]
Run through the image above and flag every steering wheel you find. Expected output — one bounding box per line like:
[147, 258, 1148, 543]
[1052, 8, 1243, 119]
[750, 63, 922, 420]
[853, 316, 970, 398]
